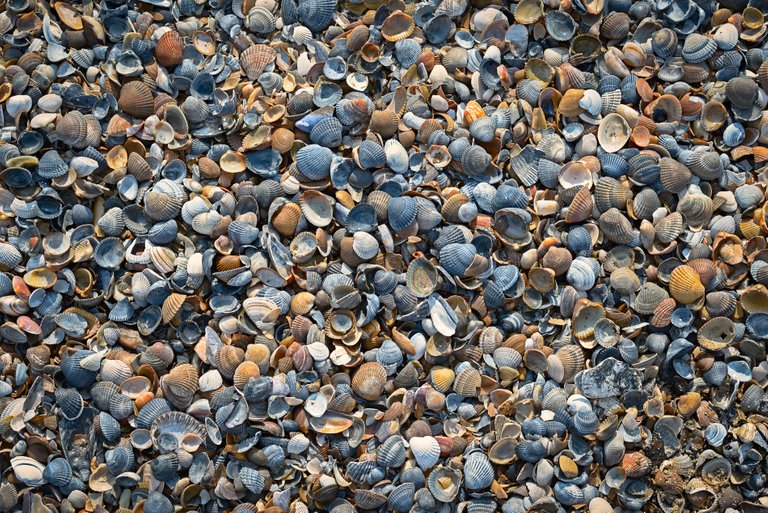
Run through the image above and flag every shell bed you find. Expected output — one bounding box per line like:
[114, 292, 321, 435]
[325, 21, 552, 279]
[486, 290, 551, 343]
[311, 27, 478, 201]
[1, 0, 768, 512]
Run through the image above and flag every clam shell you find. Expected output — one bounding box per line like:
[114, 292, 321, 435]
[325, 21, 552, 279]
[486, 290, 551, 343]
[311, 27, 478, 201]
[118, 81, 154, 119]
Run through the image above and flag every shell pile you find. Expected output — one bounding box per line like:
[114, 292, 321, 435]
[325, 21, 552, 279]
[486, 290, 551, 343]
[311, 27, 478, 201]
[3, 0, 768, 512]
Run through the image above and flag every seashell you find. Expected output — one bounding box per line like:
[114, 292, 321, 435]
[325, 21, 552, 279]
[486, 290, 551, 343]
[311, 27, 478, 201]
[43, 458, 73, 487]
[598, 113, 631, 153]
[240, 44, 277, 81]
[464, 452, 493, 490]
[382, 11, 415, 42]
[668, 265, 704, 305]
[410, 436, 440, 470]
[118, 81, 155, 119]
[351, 362, 386, 401]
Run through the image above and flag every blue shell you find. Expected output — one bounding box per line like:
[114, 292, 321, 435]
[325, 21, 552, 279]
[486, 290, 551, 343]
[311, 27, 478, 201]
[387, 196, 417, 231]
[439, 243, 475, 277]
[61, 350, 98, 388]
[106, 446, 135, 476]
[357, 140, 387, 169]
[136, 398, 172, 429]
[309, 117, 343, 148]
[516, 440, 547, 462]
[43, 458, 73, 487]
[296, 144, 333, 180]
[246, 148, 282, 178]
[298, 0, 336, 32]
[145, 492, 174, 513]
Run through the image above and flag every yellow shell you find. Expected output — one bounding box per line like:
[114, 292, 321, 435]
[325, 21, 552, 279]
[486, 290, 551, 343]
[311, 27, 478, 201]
[233, 361, 261, 390]
[668, 265, 704, 304]
[430, 367, 455, 393]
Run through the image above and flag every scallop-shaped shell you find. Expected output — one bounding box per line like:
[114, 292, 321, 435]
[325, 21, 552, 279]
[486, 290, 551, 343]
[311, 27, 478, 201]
[652, 28, 678, 58]
[246, 5, 276, 34]
[42, 457, 73, 487]
[240, 44, 277, 81]
[118, 81, 154, 118]
[469, 116, 496, 142]
[309, 117, 343, 148]
[682, 33, 717, 63]
[453, 367, 481, 396]
[677, 193, 713, 227]
[295, 144, 333, 180]
[156, 30, 184, 67]
[410, 436, 440, 470]
[685, 150, 723, 181]
[463, 452, 493, 490]
[599, 208, 634, 244]
[633, 282, 669, 315]
[377, 435, 407, 468]
[161, 363, 199, 398]
[659, 157, 692, 193]
[655, 212, 684, 244]
[351, 362, 386, 401]
[298, 0, 336, 32]
[56, 110, 88, 146]
[597, 113, 630, 153]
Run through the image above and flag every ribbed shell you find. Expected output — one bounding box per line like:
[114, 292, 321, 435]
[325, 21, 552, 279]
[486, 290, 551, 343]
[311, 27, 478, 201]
[681, 33, 717, 63]
[351, 362, 386, 401]
[156, 30, 184, 67]
[632, 282, 669, 315]
[377, 435, 406, 467]
[598, 208, 634, 244]
[118, 81, 155, 118]
[240, 44, 277, 81]
[55, 110, 88, 146]
[655, 212, 684, 244]
[659, 157, 692, 193]
[410, 436, 440, 470]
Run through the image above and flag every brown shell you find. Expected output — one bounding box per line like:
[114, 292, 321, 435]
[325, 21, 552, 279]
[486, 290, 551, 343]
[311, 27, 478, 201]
[163, 363, 199, 397]
[271, 127, 295, 154]
[272, 202, 302, 237]
[622, 452, 652, 478]
[351, 362, 387, 400]
[216, 345, 246, 380]
[676, 391, 701, 416]
[369, 109, 400, 138]
[564, 186, 594, 223]
[233, 361, 261, 389]
[650, 297, 677, 327]
[156, 30, 185, 67]
[381, 11, 415, 42]
[161, 292, 187, 323]
[541, 246, 572, 276]
[240, 44, 277, 81]
[118, 81, 155, 119]
[346, 25, 370, 52]
[127, 152, 154, 181]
